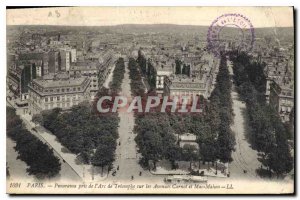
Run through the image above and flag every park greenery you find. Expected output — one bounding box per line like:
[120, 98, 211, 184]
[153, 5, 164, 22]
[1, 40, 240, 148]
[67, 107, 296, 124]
[128, 57, 146, 96]
[137, 50, 156, 89]
[137, 50, 147, 75]
[167, 55, 235, 166]
[7, 106, 61, 179]
[110, 57, 125, 93]
[129, 57, 179, 169]
[34, 102, 119, 169]
[230, 51, 293, 177]
[130, 55, 235, 171]
[33, 58, 126, 170]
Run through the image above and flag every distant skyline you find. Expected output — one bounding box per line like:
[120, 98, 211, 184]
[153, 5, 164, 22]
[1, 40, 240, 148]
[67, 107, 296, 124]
[7, 7, 293, 28]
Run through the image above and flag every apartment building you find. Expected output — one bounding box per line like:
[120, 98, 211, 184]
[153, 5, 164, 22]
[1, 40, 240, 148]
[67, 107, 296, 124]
[28, 75, 91, 115]
[269, 80, 294, 122]
[69, 61, 99, 99]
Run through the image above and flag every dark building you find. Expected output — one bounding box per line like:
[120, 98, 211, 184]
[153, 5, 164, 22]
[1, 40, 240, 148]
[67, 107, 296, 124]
[48, 51, 60, 73]
[7, 64, 36, 101]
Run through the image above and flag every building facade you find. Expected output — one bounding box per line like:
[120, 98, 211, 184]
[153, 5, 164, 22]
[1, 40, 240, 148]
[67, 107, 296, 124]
[58, 48, 71, 72]
[28, 76, 91, 115]
[7, 64, 37, 101]
[48, 51, 60, 73]
[269, 80, 294, 122]
[69, 61, 99, 99]
[164, 75, 209, 97]
[98, 50, 116, 87]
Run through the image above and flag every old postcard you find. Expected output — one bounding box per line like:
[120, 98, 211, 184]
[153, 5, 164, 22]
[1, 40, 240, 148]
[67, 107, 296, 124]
[6, 7, 294, 194]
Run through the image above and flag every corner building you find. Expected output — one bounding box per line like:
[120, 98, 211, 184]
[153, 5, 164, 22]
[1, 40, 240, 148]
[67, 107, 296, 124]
[28, 76, 91, 115]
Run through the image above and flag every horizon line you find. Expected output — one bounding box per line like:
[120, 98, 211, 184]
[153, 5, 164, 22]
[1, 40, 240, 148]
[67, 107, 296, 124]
[7, 23, 294, 28]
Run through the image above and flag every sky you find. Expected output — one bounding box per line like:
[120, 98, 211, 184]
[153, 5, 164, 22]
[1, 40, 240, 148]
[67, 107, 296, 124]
[7, 7, 294, 27]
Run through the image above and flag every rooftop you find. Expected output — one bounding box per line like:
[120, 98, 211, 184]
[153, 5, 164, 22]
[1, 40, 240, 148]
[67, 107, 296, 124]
[70, 61, 98, 71]
[179, 133, 197, 141]
[169, 75, 206, 83]
[33, 76, 88, 88]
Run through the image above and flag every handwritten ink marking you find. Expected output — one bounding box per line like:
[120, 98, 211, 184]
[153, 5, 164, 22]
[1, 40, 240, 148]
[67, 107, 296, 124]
[48, 10, 61, 18]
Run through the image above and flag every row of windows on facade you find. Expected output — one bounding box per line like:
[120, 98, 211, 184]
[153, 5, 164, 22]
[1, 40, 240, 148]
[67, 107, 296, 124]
[280, 98, 293, 105]
[30, 93, 88, 103]
[170, 91, 205, 96]
[32, 79, 90, 93]
[44, 95, 87, 102]
[32, 85, 83, 93]
[34, 80, 97, 92]
[43, 101, 79, 110]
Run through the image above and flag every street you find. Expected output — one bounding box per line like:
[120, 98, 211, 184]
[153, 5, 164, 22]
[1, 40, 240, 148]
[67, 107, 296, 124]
[108, 61, 163, 183]
[229, 87, 262, 180]
[6, 58, 265, 183]
[227, 59, 262, 180]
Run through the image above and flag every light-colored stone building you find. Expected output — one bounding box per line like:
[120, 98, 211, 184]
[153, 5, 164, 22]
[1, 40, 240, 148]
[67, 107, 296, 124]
[269, 80, 294, 122]
[69, 61, 99, 99]
[28, 75, 91, 115]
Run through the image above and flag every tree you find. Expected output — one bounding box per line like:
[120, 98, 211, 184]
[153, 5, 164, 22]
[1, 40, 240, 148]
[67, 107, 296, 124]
[199, 137, 218, 166]
[7, 107, 61, 179]
[267, 113, 293, 177]
[91, 144, 115, 175]
[204, 55, 235, 164]
[41, 107, 62, 132]
[205, 100, 221, 133]
[40, 102, 119, 156]
[266, 143, 293, 178]
[285, 106, 294, 140]
[217, 121, 235, 163]
[137, 50, 147, 75]
[110, 57, 125, 92]
[97, 135, 117, 151]
[162, 133, 181, 169]
[181, 144, 199, 169]
[32, 113, 44, 125]
[231, 50, 294, 178]
[141, 131, 163, 170]
[25, 142, 61, 179]
[175, 59, 182, 74]
[128, 57, 146, 96]
[78, 150, 93, 164]
[142, 60, 157, 89]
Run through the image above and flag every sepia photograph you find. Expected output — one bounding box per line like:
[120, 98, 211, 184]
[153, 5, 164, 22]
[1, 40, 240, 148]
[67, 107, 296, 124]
[5, 6, 295, 194]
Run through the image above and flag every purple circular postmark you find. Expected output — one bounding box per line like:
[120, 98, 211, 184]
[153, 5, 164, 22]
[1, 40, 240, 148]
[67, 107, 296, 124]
[207, 13, 255, 57]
